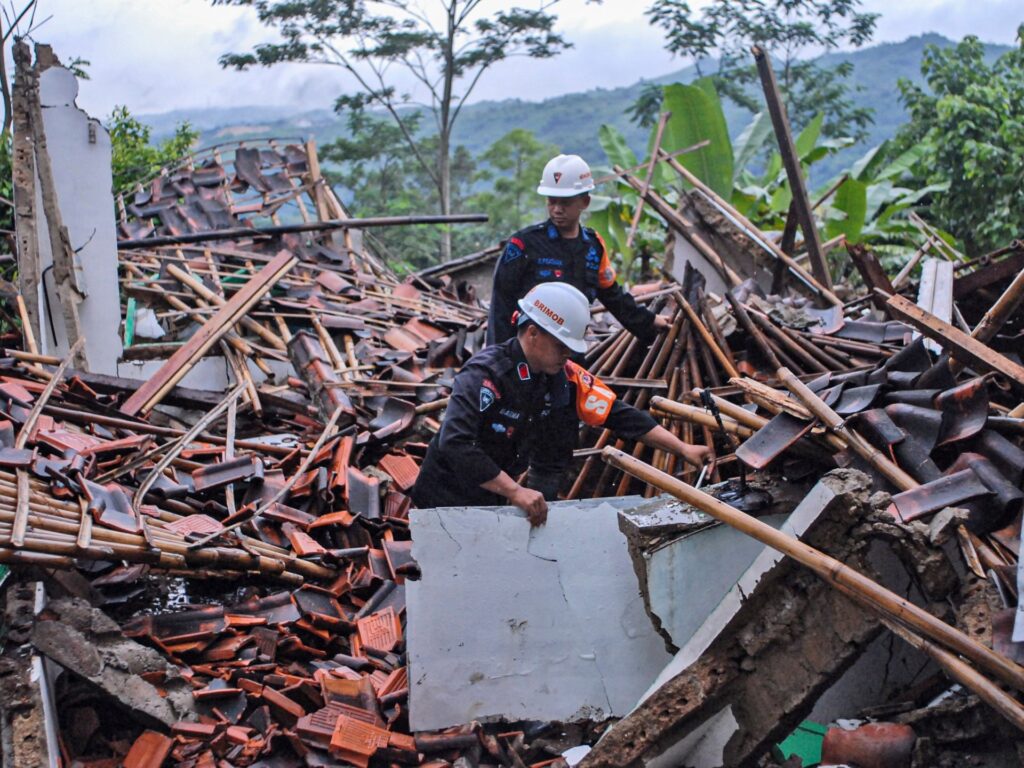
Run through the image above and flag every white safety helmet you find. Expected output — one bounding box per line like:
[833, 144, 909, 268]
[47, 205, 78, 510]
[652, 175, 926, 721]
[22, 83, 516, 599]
[537, 154, 595, 197]
[517, 282, 590, 354]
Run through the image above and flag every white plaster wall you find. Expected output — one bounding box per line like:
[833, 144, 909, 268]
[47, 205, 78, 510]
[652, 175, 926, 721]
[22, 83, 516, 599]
[407, 498, 672, 731]
[34, 65, 122, 374]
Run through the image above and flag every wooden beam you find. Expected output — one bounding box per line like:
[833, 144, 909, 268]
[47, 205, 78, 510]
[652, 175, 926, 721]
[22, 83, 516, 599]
[626, 110, 671, 249]
[11, 42, 41, 348]
[847, 243, 894, 312]
[885, 292, 1024, 389]
[120, 250, 298, 416]
[752, 45, 832, 294]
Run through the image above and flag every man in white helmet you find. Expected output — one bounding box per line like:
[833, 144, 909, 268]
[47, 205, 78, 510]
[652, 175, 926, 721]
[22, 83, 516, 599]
[486, 153, 671, 348]
[413, 282, 709, 525]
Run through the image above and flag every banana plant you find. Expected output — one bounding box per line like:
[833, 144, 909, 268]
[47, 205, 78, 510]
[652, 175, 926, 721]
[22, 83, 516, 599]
[593, 79, 940, 281]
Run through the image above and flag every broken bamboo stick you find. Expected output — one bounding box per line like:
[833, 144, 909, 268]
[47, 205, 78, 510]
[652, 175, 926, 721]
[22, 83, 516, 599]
[120, 250, 298, 416]
[674, 291, 739, 380]
[626, 111, 671, 249]
[950, 267, 1024, 376]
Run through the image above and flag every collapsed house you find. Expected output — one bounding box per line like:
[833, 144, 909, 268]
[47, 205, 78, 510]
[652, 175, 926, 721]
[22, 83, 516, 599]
[1, 40, 1024, 768]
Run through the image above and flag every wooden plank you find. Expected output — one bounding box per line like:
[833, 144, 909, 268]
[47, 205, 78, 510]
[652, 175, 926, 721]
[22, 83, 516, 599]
[954, 250, 1024, 299]
[120, 250, 298, 416]
[753, 46, 832, 293]
[916, 258, 953, 355]
[847, 243, 894, 311]
[885, 292, 1024, 389]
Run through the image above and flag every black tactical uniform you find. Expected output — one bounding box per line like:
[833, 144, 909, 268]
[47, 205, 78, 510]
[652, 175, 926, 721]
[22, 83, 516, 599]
[486, 220, 658, 347]
[411, 337, 657, 509]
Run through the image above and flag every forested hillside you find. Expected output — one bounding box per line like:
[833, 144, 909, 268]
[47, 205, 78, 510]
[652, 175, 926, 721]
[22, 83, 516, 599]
[144, 34, 1008, 181]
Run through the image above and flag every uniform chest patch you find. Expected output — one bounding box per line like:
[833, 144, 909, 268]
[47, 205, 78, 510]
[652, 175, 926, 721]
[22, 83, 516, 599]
[517, 363, 531, 381]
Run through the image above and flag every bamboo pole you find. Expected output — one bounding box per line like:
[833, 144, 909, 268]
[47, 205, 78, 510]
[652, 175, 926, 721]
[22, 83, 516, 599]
[656, 148, 841, 306]
[626, 111, 671, 249]
[600, 447, 1024, 694]
[165, 262, 288, 351]
[12, 337, 84, 547]
[687, 389, 768, 430]
[0, 475, 319, 573]
[749, 309, 826, 374]
[650, 397, 757, 439]
[950, 267, 1024, 375]
[674, 291, 739, 380]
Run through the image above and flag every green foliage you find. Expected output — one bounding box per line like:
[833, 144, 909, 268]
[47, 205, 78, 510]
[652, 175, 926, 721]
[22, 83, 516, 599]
[643, 0, 878, 141]
[107, 107, 198, 191]
[470, 128, 556, 237]
[889, 30, 1024, 256]
[0, 133, 13, 234]
[659, 79, 733, 197]
[594, 79, 934, 283]
[322, 117, 556, 271]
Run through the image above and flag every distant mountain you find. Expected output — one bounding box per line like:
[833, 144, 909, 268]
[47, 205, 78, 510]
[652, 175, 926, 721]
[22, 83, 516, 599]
[142, 34, 1011, 184]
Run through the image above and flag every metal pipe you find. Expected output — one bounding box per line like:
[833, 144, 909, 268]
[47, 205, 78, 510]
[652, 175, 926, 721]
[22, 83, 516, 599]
[117, 213, 490, 249]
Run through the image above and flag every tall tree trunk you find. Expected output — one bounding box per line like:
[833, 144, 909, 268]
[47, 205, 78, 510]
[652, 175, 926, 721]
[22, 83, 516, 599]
[438, 1, 456, 263]
[438, 129, 451, 261]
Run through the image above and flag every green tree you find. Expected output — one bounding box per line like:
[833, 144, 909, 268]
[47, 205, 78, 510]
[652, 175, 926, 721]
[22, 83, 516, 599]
[106, 107, 198, 191]
[214, 0, 578, 261]
[890, 30, 1024, 256]
[642, 0, 878, 140]
[320, 112, 480, 271]
[470, 128, 555, 236]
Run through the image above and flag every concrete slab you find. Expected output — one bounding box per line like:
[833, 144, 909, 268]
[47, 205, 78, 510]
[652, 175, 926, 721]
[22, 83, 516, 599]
[638, 478, 842, 695]
[34, 65, 121, 375]
[407, 497, 672, 731]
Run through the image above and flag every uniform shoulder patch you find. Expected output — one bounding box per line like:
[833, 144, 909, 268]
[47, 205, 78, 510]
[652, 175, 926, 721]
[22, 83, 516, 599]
[501, 237, 526, 264]
[565, 361, 617, 427]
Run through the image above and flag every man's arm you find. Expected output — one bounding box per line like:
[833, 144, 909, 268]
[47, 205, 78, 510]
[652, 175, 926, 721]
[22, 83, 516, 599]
[486, 237, 529, 346]
[566, 361, 710, 466]
[434, 365, 504, 489]
[635, 424, 711, 468]
[592, 232, 661, 340]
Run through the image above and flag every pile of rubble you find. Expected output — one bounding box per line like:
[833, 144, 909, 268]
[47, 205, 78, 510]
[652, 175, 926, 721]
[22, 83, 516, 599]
[5, 41, 1024, 768]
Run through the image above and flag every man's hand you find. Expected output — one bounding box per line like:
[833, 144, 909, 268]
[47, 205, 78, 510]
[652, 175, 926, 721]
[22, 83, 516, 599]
[653, 314, 672, 332]
[509, 485, 548, 527]
[680, 443, 712, 469]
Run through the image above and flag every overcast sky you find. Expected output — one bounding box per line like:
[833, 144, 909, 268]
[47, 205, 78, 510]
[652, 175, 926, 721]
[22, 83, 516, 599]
[21, 0, 1024, 119]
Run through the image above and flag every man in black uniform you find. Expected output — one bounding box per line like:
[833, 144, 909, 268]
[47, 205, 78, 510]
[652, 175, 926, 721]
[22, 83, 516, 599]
[413, 282, 710, 526]
[486, 153, 670, 347]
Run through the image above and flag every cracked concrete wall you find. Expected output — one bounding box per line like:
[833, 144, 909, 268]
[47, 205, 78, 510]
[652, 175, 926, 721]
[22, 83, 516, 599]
[407, 497, 673, 731]
[582, 470, 887, 768]
[33, 64, 122, 374]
